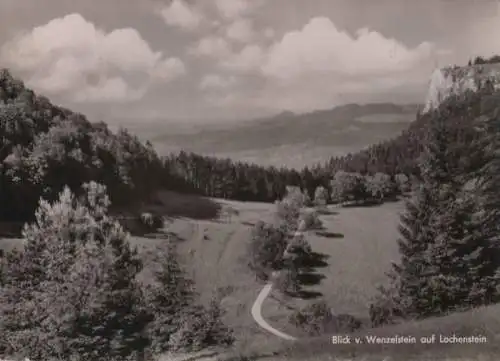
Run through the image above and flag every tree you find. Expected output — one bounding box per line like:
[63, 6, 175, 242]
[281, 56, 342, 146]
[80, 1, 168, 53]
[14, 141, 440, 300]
[298, 209, 323, 231]
[144, 242, 233, 354]
[387, 93, 500, 319]
[313, 186, 328, 212]
[0, 182, 149, 361]
[330, 171, 366, 205]
[394, 173, 411, 194]
[365, 172, 395, 202]
[246, 221, 288, 281]
[274, 186, 307, 233]
[143, 241, 195, 354]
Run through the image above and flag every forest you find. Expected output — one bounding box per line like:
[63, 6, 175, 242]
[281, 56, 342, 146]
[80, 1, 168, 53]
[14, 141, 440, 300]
[0, 68, 428, 226]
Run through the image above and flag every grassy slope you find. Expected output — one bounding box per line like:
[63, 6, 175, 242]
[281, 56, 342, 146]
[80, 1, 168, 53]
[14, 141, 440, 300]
[131, 194, 406, 356]
[3, 192, 500, 360]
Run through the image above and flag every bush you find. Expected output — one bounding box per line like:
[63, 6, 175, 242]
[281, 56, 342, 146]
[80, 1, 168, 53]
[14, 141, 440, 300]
[274, 269, 300, 296]
[313, 186, 329, 210]
[246, 221, 288, 281]
[369, 274, 406, 327]
[275, 186, 308, 230]
[289, 301, 362, 335]
[167, 297, 234, 353]
[139, 212, 163, 231]
[299, 209, 323, 230]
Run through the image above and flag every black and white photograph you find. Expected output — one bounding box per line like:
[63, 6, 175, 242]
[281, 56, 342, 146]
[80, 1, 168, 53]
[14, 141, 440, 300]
[1, 0, 500, 360]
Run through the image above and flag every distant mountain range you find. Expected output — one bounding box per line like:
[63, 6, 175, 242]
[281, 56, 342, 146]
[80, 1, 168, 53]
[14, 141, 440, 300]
[133, 102, 421, 169]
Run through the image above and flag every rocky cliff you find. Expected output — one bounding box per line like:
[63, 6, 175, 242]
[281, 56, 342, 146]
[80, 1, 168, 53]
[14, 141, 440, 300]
[423, 63, 500, 113]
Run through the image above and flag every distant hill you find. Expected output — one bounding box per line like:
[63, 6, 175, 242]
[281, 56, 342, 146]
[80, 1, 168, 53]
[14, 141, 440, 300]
[149, 102, 421, 169]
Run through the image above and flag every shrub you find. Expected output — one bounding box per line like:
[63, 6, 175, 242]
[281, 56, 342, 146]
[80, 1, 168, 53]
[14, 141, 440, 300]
[275, 186, 308, 231]
[166, 294, 234, 353]
[139, 212, 163, 231]
[369, 273, 406, 327]
[246, 221, 288, 281]
[274, 269, 300, 296]
[299, 209, 323, 230]
[289, 301, 362, 335]
[313, 186, 329, 211]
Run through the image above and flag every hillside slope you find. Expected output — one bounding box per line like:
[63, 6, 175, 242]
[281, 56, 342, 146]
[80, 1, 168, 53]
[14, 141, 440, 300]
[275, 302, 500, 361]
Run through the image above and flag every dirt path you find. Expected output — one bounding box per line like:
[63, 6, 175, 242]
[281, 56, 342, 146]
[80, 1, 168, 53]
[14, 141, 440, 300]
[250, 276, 298, 341]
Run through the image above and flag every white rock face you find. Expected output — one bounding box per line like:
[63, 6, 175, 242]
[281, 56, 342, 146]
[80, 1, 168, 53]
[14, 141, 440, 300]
[423, 63, 500, 113]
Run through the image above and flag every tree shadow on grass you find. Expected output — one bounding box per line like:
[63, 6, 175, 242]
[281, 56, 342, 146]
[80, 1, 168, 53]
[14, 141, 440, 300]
[315, 230, 345, 239]
[295, 290, 324, 300]
[297, 272, 326, 286]
[317, 209, 339, 216]
[286, 251, 330, 300]
[129, 190, 222, 221]
[301, 251, 329, 268]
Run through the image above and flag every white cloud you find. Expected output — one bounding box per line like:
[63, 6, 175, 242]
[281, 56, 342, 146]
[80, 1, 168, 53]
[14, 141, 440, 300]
[207, 16, 440, 112]
[158, 0, 203, 31]
[199, 74, 236, 90]
[189, 36, 232, 58]
[0, 13, 186, 103]
[261, 17, 435, 80]
[225, 18, 254, 43]
[222, 44, 264, 72]
[150, 57, 186, 81]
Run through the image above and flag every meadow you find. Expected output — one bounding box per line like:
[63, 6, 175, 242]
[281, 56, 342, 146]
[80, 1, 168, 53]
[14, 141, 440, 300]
[3, 191, 499, 361]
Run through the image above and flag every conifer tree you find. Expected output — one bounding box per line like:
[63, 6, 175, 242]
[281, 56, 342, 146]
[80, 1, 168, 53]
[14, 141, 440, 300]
[390, 95, 492, 318]
[0, 182, 149, 361]
[143, 241, 197, 354]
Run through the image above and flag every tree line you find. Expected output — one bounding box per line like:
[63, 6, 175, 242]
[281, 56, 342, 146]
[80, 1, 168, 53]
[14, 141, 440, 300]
[161, 106, 461, 204]
[468, 54, 500, 66]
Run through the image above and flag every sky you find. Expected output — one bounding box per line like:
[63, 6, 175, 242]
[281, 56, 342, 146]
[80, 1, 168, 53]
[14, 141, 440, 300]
[0, 0, 499, 123]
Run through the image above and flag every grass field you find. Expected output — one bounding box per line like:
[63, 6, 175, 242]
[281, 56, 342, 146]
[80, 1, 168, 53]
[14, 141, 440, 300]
[132, 193, 406, 356]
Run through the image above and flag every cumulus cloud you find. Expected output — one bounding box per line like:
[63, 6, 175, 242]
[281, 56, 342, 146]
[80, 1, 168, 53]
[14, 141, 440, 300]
[207, 16, 439, 112]
[0, 13, 186, 103]
[225, 18, 254, 43]
[189, 36, 232, 58]
[199, 74, 236, 90]
[158, 0, 203, 31]
[222, 44, 265, 72]
[261, 17, 435, 80]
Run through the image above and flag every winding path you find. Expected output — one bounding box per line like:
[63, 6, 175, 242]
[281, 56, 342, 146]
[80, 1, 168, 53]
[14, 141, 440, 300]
[250, 274, 298, 341]
[250, 227, 306, 341]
